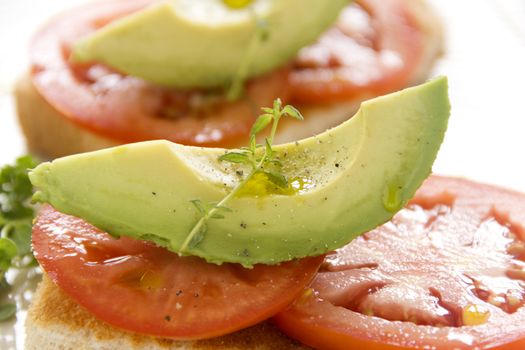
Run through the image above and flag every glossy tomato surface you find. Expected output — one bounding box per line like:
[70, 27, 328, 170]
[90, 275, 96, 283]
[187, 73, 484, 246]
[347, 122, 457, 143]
[32, 205, 323, 340]
[275, 176, 525, 349]
[290, 0, 425, 104]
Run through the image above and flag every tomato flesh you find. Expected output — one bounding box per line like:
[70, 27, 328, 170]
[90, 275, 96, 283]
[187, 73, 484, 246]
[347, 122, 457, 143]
[290, 0, 424, 104]
[32, 205, 323, 340]
[274, 176, 525, 349]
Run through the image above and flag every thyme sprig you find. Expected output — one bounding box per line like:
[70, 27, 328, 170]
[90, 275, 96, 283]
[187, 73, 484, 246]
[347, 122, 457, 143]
[226, 10, 269, 101]
[180, 99, 303, 253]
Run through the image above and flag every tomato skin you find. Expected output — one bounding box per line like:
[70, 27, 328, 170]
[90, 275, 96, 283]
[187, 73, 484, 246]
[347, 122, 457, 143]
[32, 205, 323, 340]
[276, 295, 525, 350]
[276, 294, 525, 350]
[275, 176, 525, 350]
[275, 293, 421, 350]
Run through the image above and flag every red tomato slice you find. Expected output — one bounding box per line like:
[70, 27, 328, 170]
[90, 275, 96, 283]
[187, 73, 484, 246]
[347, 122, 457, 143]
[30, 0, 429, 147]
[30, 0, 290, 148]
[290, 0, 424, 104]
[274, 176, 525, 349]
[32, 205, 323, 340]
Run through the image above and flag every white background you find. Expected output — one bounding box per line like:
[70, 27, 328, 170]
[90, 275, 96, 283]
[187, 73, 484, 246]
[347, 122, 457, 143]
[0, 1, 524, 348]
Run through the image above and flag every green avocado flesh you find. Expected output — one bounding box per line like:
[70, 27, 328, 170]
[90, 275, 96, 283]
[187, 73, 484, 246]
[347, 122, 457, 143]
[71, 0, 347, 88]
[29, 77, 450, 267]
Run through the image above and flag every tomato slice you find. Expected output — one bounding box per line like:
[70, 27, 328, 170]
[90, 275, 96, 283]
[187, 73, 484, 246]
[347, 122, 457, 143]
[30, 0, 430, 147]
[30, 0, 290, 148]
[274, 176, 525, 349]
[290, 0, 425, 104]
[32, 205, 323, 340]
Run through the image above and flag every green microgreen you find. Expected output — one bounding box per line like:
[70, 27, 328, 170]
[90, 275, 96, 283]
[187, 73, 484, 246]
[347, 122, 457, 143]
[0, 303, 16, 322]
[0, 155, 39, 321]
[180, 99, 303, 253]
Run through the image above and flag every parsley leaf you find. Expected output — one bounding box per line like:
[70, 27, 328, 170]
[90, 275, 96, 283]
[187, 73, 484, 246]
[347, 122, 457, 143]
[0, 155, 39, 321]
[0, 303, 16, 322]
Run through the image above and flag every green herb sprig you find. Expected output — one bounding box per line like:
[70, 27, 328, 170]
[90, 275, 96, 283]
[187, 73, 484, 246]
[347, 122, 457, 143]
[226, 11, 269, 101]
[0, 155, 38, 321]
[180, 99, 303, 253]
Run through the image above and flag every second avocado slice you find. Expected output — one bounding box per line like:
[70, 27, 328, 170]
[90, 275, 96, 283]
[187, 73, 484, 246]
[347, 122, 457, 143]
[30, 78, 450, 267]
[72, 0, 348, 88]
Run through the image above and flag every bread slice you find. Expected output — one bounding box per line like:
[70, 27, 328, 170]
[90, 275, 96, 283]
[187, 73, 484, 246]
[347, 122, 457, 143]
[14, 71, 365, 161]
[15, 0, 443, 160]
[25, 276, 309, 350]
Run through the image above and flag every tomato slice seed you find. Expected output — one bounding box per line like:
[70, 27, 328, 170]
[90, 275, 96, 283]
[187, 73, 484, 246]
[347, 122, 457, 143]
[462, 304, 491, 326]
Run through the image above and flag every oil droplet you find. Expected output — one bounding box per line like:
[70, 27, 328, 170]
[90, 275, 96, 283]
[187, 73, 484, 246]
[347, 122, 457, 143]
[296, 288, 314, 306]
[382, 183, 403, 213]
[236, 172, 298, 197]
[222, 0, 253, 9]
[462, 304, 490, 326]
[139, 270, 163, 290]
[362, 308, 374, 316]
[117, 269, 163, 290]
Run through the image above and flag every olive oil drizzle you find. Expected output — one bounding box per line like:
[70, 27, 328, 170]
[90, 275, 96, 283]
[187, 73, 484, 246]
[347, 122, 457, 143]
[179, 99, 303, 253]
[222, 0, 253, 9]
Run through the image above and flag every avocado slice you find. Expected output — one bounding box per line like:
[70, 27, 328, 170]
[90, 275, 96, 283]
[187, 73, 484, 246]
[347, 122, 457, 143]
[72, 0, 347, 88]
[30, 77, 450, 267]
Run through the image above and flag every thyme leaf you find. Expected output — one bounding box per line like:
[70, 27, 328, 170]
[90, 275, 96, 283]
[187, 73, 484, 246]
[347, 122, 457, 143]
[263, 171, 288, 188]
[218, 152, 250, 164]
[181, 99, 303, 253]
[251, 114, 273, 135]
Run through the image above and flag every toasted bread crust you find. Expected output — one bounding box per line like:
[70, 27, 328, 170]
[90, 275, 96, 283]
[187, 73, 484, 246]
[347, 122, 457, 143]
[25, 276, 309, 350]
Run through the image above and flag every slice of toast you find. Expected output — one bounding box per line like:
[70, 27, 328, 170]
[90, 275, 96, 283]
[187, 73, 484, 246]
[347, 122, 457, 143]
[25, 276, 309, 350]
[14, 71, 360, 161]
